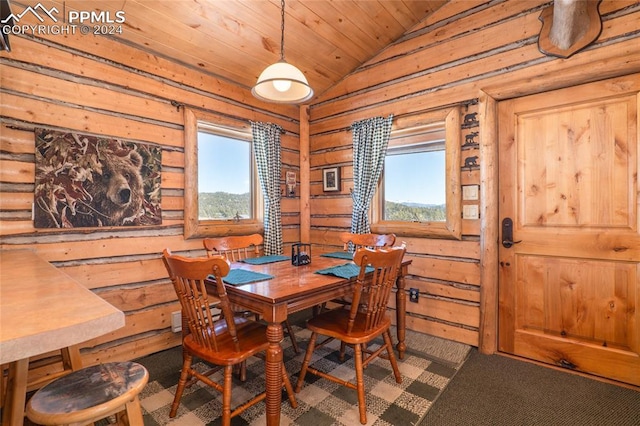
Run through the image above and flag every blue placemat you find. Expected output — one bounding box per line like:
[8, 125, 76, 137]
[242, 255, 289, 265]
[320, 251, 354, 260]
[209, 269, 274, 286]
[315, 263, 374, 279]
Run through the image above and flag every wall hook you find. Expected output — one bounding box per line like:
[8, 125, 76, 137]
[170, 100, 184, 111]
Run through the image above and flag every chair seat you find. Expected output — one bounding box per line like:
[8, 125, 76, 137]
[307, 308, 391, 343]
[26, 361, 148, 426]
[184, 320, 271, 365]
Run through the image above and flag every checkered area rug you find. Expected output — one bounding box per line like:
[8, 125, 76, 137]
[138, 325, 470, 426]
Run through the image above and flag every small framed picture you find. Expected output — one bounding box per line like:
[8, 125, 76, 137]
[322, 167, 340, 192]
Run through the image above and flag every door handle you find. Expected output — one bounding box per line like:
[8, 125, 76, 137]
[501, 218, 522, 248]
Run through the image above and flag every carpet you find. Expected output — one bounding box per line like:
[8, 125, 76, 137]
[136, 325, 471, 426]
[420, 348, 640, 426]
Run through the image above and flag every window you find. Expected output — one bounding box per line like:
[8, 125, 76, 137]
[197, 126, 253, 221]
[184, 109, 263, 239]
[383, 139, 446, 222]
[372, 107, 462, 239]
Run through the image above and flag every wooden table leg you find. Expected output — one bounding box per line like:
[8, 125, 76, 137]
[61, 344, 83, 372]
[264, 321, 283, 426]
[3, 358, 28, 426]
[396, 270, 407, 359]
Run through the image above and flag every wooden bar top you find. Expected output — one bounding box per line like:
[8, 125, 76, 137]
[0, 249, 125, 364]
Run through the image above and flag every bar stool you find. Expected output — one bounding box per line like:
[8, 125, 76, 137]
[1, 345, 83, 424]
[26, 361, 148, 426]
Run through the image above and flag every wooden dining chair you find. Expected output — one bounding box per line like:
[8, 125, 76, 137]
[319, 232, 397, 313]
[203, 234, 300, 354]
[203, 233, 263, 262]
[340, 231, 396, 252]
[162, 249, 297, 425]
[295, 246, 406, 425]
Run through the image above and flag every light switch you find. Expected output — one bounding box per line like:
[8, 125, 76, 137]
[463, 205, 479, 220]
[462, 185, 479, 201]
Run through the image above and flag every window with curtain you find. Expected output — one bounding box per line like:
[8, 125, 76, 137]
[184, 108, 263, 239]
[371, 107, 463, 239]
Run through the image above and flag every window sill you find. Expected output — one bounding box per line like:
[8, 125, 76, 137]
[372, 220, 461, 240]
[185, 220, 264, 239]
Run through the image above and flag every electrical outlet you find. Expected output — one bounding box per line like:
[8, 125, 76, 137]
[409, 288, 419, 303]
[171, 305, 220, 333]
[171, 311, 182, 333]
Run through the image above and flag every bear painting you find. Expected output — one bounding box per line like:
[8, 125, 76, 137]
[34, 129, 162, 228]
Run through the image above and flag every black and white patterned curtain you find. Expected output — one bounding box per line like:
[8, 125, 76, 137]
[350, 115, 394, 235]
[251, 121, 283, 255]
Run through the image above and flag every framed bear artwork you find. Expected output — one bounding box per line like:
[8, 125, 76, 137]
[33, 128, 162, 228]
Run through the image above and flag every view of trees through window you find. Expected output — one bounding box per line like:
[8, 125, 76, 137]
[383, 147, 446, 222]
[197, 130, 253, 220]
[196, 121, 447, 224]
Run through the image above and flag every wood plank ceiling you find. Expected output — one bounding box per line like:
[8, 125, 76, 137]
[57, 0, 447, 99]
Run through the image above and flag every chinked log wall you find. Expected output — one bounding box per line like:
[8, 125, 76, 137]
[0, 27, 301, 384]
[307, 0, 640, 347]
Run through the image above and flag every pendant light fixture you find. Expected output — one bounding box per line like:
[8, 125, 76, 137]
[252, 0, 313, 104]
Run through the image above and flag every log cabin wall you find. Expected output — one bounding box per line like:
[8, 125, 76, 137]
[307, 0, 640, 347]
[0, 0, 638, 385]
[0, 31, 302, 382]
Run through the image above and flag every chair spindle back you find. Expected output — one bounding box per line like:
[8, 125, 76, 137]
[162, 249, 240, 353]
[340, 232, 396, 253]
[348, 246, 406, 334]
[203, 234, 263, 261]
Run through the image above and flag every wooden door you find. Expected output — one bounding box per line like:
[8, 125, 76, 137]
[498, 74, 640, 386]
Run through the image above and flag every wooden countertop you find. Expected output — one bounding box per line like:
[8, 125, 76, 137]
[0, 249, 125, 364]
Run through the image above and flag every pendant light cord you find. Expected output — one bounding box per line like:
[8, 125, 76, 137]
[280, 0, 286, 61]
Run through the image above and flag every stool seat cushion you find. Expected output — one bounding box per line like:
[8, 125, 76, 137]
[27, 361, 148, 425]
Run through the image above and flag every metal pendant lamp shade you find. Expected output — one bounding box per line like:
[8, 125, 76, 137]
[252, 0, 313, 104]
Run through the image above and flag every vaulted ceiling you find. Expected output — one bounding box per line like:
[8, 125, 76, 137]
[60, 0, 448, 99]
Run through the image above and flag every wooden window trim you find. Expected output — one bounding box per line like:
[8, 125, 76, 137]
[371, 107, 462, 240]
[184, 108, 264, 239]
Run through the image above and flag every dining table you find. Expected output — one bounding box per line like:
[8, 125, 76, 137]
[209, 248, 412, 426]
[0, 249, 125, 426]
